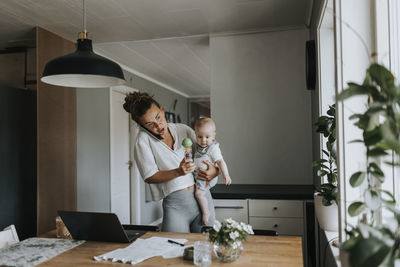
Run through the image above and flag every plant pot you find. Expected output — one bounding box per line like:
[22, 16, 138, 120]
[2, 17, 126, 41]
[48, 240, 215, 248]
[314, 193, 338, 232]
[213, 240, 243, 262]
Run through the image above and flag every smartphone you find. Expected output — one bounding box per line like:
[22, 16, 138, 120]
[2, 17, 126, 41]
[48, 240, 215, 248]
[139, 123, 163, 140]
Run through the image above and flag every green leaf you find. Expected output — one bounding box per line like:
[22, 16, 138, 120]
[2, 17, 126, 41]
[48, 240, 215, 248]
[349, 172, 366, 187]
[353, 114, 370, 130]
[317, 169, 328, 177]
[349, 139, 364, 143]
[349, 113, 363, 120]
[320, 183, 335, 190]
[319, 164, 330, 170]
[348, 202, 366, 216]
[327, 107, 335, 116]
[341, 235, 360, 251]
[367, 63, 395, 93]
[367, 147, 388, 157]
[381, 121, 400, 154]
[326, 173, 337, 184]
[322, 150, 330, 157]
[369, 162, 385, 182]
[337, 83, 370, 101]
[377, 189, 396, 205]
[364, 127, 382, 146]
[348, 234, 392, 267]
[383, 160, 400, 167]
[312, 159, 328, 167]
[322, 197, 331, 206]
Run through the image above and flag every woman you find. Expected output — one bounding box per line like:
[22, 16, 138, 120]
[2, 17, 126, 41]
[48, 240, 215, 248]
[123, 92, 219, 233]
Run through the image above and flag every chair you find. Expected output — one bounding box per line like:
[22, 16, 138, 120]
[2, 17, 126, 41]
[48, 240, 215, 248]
[201, 226, 212, 233]
[201, 226, 278, 236]
[0, 224, 19, 249]
[253, 229, 279, 236]
[122, 224, 160, 232]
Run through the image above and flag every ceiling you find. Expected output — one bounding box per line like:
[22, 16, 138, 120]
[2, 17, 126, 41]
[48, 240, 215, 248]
[0, 0, 313, 97]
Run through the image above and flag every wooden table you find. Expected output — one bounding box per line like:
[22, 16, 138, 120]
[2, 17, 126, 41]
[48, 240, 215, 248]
[38, 231, 303, 266]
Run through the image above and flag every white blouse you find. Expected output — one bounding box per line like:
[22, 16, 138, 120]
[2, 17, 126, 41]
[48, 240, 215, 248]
[134, 123, 196, 201]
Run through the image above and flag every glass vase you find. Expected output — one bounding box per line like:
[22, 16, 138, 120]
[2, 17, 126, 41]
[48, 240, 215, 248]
[213, 240, 243, 262]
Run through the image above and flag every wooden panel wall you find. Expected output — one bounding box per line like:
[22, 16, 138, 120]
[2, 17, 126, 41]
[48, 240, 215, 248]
[36, 27, 77, 234]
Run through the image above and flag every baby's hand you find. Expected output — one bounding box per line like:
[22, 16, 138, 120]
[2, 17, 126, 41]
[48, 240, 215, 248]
[224, 176, 232, 185]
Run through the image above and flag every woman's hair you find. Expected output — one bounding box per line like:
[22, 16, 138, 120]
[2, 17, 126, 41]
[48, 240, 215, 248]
[123, 92, 161, 123]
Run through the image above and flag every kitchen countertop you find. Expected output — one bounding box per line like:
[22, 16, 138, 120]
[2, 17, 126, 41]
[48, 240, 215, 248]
[210, 184, 314, 200]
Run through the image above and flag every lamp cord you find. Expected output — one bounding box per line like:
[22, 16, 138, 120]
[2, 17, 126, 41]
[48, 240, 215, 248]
[83, 0, 86, 31]
[80, 0, 87, 39]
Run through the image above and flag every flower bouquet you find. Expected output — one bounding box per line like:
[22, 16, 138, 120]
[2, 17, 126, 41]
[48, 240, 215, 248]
[205, 218, 254, 262]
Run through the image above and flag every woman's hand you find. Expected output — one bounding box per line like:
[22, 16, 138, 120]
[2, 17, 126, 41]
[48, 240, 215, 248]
[178, 158, 195, 176]
[197, 160, 220, 186]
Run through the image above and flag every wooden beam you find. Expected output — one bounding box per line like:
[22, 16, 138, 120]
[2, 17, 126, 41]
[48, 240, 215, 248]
[36, 26, 77, 235]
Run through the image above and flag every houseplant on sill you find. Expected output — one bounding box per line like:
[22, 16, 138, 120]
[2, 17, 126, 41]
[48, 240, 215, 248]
[337, 63, 400, 267]
[205, 218, 254, 262]
[313, 104, 339, 232]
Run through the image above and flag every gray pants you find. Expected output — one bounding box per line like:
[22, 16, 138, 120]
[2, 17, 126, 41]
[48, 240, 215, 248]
[162, 188, 215, 233]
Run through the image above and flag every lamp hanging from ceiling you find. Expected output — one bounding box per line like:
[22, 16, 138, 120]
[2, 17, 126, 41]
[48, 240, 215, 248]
[41, 0, 125, 88]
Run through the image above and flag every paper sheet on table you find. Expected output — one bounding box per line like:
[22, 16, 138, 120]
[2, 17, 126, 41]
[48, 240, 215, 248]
[93, 236, 188, 265]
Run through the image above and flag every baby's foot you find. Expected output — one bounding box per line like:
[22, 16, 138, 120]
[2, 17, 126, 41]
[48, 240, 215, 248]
[202, 212, 210, 225]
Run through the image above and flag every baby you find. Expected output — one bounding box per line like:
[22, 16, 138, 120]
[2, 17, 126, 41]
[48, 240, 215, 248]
[193, 117, 231, 225]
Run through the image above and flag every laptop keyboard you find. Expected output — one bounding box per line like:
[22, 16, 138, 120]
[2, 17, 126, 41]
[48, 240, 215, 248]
[125, 229, 144, 241]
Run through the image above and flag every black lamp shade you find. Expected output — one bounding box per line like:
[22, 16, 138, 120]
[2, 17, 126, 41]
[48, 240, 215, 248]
[41, 39, 126, 88]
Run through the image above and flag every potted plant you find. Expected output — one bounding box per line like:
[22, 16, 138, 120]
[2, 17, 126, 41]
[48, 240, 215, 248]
[337, 63, 400, 267]
[205, 218, 254, 262]
[313, 104, 339, 231]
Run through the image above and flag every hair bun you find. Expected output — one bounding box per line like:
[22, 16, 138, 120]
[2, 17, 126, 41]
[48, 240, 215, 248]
[123, 92, 148, 113]
[123, 92, 160, 124]
[123, 93, 136, 113]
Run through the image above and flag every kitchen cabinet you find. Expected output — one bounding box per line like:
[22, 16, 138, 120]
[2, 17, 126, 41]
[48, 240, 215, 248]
[249, 199, 304, 236]
[211, 184, 315, 267]
[214, 199, 248, 224]
[214, 199, 305, 236]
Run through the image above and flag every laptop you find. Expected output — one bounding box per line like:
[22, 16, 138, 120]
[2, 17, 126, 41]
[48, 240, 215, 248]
[58, 211, 154, 243]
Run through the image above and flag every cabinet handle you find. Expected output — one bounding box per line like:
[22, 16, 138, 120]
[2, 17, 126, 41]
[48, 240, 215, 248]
[273, 207, 278, 210]
[273, 224, 278, 228]
[215, 206, 244, 209]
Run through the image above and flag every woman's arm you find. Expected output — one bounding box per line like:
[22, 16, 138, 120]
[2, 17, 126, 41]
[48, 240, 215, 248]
[145, 158, 195, 184]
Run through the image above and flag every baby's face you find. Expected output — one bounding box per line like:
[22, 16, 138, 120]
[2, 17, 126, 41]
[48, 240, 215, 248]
[195, 124, 216, 148]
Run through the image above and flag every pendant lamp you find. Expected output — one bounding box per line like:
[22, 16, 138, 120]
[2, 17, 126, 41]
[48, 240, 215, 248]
[41, 0, 125, 88]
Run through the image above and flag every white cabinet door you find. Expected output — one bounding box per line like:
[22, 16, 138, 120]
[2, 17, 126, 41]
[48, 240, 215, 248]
[249, 217, 304, 236]
[213, 199, 248, 223]
[249, 199, 303, 218]
[110, 90, 131, 224]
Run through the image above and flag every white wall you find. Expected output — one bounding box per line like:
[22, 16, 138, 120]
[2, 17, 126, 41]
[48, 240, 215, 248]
[210, 29, 313, 185]
[77, 88, 111, 213]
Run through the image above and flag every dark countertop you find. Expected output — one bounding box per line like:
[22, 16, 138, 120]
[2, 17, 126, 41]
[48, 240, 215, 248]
[210, 184, 314, 200]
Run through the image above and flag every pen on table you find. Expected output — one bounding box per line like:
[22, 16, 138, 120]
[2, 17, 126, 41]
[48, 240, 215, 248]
[168, 239, 184, 246]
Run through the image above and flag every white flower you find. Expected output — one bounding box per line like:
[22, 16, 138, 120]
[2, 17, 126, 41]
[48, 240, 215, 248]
[243, 224, 254, 235]
[231, 221, 239, 228]
[213, 220, 221, 232]
[226, 218, 235, 224]
[229, 231, 239, 240]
